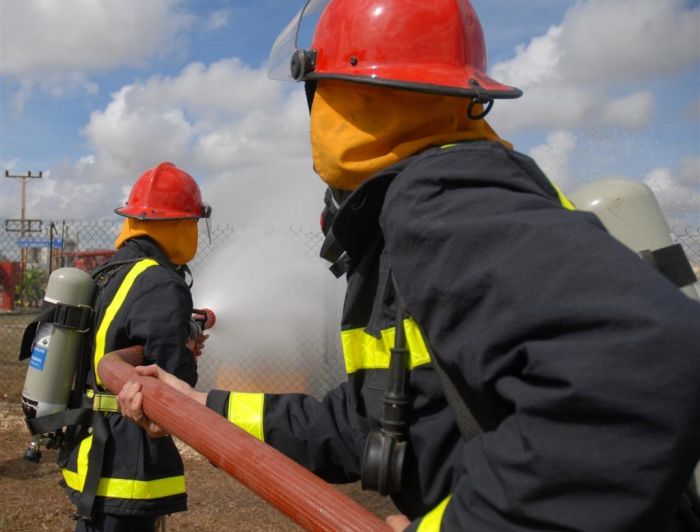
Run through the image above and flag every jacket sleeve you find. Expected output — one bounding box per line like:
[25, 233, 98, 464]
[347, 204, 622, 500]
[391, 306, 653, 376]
[206, 381, 364, 483]
[381, 145, 700, 531]
[125, 269, 198, 386]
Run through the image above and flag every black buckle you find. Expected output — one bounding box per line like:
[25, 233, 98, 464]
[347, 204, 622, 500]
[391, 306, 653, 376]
[52, 303, 92, 332]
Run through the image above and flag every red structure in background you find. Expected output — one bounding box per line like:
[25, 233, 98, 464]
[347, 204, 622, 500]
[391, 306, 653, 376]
[0, 261, 20, 310]
[63, 249, 115, 272]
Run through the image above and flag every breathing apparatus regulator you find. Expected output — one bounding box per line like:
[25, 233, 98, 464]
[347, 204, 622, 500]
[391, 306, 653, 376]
[18, 267, 95, 462]
[360, 276, 411, 495]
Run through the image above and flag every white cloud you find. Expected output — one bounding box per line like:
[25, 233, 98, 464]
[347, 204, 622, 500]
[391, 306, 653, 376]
[559, 0, 700, 83]
[0, 0, 194, 100]
[489, 0, 699, 133]
[529, 130, 577, 190]
[205, 9, 232, 31]
[0, 0, 193, 76]
[59, 58, 321, 226]
[644, 166, 700, 226]
[601, 91, 655, 129]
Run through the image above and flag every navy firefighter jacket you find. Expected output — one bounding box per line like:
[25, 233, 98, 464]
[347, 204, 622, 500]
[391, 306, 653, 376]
[206, 141, 700, 531]
[60, 236, 197, 517]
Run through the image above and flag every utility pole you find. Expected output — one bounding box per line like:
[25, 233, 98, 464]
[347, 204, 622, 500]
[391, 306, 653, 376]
[5, 170, 43, 238]
[5, 170, 43, 303]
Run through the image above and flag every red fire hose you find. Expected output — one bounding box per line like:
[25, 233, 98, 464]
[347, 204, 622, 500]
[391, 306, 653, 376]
[98, 346, 391, 532]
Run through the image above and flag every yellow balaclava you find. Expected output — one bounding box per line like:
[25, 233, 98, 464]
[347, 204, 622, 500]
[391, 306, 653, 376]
[115, 218, 198, 265]
[310, 79, 511, 191]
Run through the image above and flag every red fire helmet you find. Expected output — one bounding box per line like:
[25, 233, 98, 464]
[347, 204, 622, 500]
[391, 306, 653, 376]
[270, 0, 521, 101]
[115, 162, 211, 221]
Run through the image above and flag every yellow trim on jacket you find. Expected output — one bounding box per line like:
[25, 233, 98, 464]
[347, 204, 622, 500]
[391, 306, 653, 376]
[341, 318, 431, 374]
[62, 435, 186, 499]
[227, 392, 265, 442]
[93, 259, 158, 387]
[417, 495, 452, 532]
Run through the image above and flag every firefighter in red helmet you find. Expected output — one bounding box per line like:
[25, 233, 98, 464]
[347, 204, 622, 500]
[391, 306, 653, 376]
[60, 162, 211, 532]
[120, 1, 700, 530]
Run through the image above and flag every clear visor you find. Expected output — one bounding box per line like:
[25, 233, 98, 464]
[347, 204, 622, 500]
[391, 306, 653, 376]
[268, 0, 329, 81]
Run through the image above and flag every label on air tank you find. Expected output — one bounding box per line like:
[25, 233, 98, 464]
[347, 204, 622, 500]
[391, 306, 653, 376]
[29, 345, 48, 370]
[29, 323, 52, 371]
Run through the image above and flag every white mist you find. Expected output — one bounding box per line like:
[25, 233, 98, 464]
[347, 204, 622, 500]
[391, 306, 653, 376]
[190, 227, 345, 397]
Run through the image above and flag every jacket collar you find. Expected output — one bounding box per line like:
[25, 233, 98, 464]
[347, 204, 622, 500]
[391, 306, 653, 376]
[332, 156, 414, 261]
[113, 236, 176, 271]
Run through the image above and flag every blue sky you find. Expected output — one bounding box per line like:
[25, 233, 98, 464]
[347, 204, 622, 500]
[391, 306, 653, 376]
[1, 0, 698, 227]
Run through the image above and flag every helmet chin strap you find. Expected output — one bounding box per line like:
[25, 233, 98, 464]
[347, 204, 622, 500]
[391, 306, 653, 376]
[467, 79, 495, 120]
[468, 97, 494, 120]
[204, 217, 212, 245]
[305, 80, 318, 112]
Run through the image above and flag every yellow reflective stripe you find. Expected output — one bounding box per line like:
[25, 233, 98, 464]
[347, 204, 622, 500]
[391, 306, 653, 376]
[93, 394, 119, 413]
[549, 181, 576, 211]
[417, 495, 452, 532]
[228, 392, 265, 442]
[341, 318, 431, 374]
[441, 143, 457, 149]
[93, 259, 158, 387]
[62, 435, 186, 499]
[62, 433, 94, 491]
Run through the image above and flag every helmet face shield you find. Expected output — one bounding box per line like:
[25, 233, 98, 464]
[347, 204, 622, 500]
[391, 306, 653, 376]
[268, 0, 328, 81]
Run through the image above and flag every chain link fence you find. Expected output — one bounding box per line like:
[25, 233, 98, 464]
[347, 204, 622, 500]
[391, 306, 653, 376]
[0, 220, 346, 403]
[1, 220, 699, 404]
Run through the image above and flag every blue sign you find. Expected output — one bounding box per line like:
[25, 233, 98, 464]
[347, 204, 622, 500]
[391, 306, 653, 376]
[18, 238, 64, 249]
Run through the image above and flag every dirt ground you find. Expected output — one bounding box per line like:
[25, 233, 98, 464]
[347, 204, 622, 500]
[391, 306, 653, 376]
[0, 401, 397, 531]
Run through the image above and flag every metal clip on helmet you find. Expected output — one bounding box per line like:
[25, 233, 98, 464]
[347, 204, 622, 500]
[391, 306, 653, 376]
[270, 0, 522, 118]
[115, 162, 211, 221]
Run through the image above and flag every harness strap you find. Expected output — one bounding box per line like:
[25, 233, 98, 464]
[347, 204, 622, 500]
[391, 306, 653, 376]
[429, 347, 482, 442]
[640, 243, 697, 288]
[19, 301, 93, 362]
[392, 274, 483, 442]
[52, 302, 93, 332]
[18, 304, 55, 361]
[26, 407, 93, 435]
[75, 412, 110, 521]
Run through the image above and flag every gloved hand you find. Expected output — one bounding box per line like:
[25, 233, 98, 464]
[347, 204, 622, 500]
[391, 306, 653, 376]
[186, 332, 209, 358]
[187, 308, 215, 357]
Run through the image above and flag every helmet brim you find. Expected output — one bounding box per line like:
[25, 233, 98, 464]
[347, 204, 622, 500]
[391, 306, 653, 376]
[306, 66, 521, 100]
[114, 206, 203, 221]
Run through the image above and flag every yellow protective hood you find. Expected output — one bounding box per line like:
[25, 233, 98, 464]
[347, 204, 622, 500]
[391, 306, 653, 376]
[310, 80, 511, 191]
[115, 218, 198, 265]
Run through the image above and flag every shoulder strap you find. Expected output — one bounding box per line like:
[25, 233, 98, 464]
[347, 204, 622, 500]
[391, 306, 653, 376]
[391, 272, 482, 442]
[92, 258, 144, 286]
[429, 347, 483, 442]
